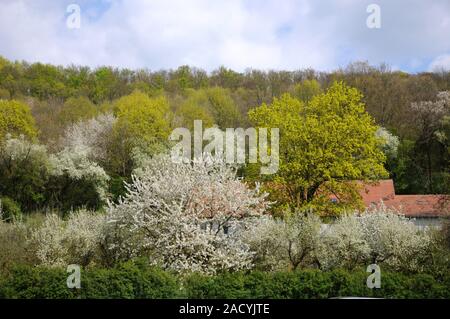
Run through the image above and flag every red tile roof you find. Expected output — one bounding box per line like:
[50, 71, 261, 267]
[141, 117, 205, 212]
[360, 180, 447, 217]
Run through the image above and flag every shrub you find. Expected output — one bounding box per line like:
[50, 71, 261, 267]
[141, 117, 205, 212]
[0, 136, 51, 211]
[0, 196, 22, 222]
[0, 263, 448, 299]
[0, 221, 37, 272]
[183, 269, 450, 299]
[317, 206, 433, 272]
[0, 265, 77, 299]
[48, 148, 110, 212]
[30, 210, 105, 267]
[243, 213, 322, 271]
[442, 218, 450, 250]
[80, 260, 179, 299]
[0, 260, 179, 299]
[0, 99, 37, 141]
[59, 113, 116, 167]
[0, 134, 110, 213]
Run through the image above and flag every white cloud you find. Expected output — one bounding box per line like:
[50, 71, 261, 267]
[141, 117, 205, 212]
[429, 54, 450, 71]
[0, 0, 449, 72]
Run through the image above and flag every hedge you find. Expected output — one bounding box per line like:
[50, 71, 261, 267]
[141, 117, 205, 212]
[0, 261, 449, 299]
[183, 269, 450, 299]
[0, 260, 180, 299]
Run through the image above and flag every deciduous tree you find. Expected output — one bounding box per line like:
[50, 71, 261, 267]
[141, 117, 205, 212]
[249, 82, 387, 215]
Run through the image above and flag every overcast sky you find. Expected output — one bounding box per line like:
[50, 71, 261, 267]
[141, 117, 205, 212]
[0, 0, 449, 73]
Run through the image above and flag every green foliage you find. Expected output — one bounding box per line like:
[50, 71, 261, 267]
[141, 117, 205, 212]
[179, 87, 241, 129]
[1, 263, 448, 299]
[0, 136, 50, 211]
[0, 99, 37, 141]
[114, 90, 172, 147]
[0, 197, 22, 222]
[0, 221, 37, 273]
[0, 265, 76, 299]
[0, 88, 10, 100]
[185, 269, 450, 299]
[174, 95, 215, 130]
[204, 87, 241, 128]
[293, 79, 322, 103]
[58, 96, 98, 126]
[0, 135, 108, 213]
[0, 56, 9, 71]
[0, 260, 179, 299]
[108, 176, 128, 202]
[23, 63, 67, 100]
[90, 67, 120, 103]
[249, 82, 388, 215]
[0, 55, 448, 214]
[81, 259, 179, 299]
[109, 91, 172, 176]
[46, 176, 105, 213]
[211, 66, 243, 90]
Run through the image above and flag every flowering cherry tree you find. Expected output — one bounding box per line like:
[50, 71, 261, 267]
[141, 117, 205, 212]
[105, 154, 270, 274]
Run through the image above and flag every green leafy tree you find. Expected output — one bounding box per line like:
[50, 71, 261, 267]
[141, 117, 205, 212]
[0, 56, 9, 71]
[0, 57, 11, 99]
[111, 90, 172, 176]
[293, 79, 322, 103]
[249, 81, 387, 216]
[0, 100, 37, 141]
[174, 98, 214, 130]
[211, 66, 243, 90]
[64, 65, 92, 97]
[0, 136, 50, 211]
[205, 87, 241, 128]
[24, 63, 66, 99]
[90, 67, 119, 103]
[58, 96, 98, 126]
[175, 88, 240, 129]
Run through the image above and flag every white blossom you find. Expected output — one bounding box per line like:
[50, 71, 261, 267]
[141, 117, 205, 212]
[375, 127, 400, 159]
[318, 204, 432, 272]
[49, 147, 110, 201]
[0, 134, 49, 165]
[31, 210, 105, 267]
[243, 213, 322, 271]
[105, 154, 270, 274]
[317, 214, 371, 270]
[59, 113, 116, 163]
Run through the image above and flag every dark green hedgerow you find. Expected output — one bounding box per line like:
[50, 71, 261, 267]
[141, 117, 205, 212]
[183, 269, 450, 299]
[0, 259, 180, 299]
[0, 261, 449, 299]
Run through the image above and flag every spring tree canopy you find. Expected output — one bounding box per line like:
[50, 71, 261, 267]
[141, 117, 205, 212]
[248, 81, 388, 216]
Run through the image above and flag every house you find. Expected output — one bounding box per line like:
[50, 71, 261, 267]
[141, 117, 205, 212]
[359, 179, 448, 228]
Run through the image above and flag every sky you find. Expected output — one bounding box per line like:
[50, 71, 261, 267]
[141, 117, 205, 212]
[0, 0, 449, 73]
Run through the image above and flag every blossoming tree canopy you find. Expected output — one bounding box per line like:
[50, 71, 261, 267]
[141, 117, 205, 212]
[105, 154, 270, 274]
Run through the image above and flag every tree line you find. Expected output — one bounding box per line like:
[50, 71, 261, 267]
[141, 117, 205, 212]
[0, 56, 449, 216]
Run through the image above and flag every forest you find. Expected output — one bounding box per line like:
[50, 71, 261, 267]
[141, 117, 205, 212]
[0, 56, 449, 298]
